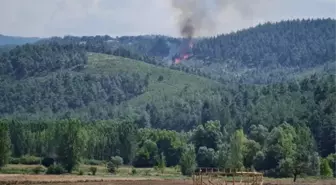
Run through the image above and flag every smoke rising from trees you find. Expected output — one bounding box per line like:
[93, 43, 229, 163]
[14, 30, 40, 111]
[171, 0, 263, 37]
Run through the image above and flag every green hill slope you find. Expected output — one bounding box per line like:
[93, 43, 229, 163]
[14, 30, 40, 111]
[36, 19, 336, 84]
[0, 43, 334, 156]
[0, 51, 226, 130]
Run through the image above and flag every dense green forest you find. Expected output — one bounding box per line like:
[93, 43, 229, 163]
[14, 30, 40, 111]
[0, 19, 335, 179]
[36, 18, 336, 84]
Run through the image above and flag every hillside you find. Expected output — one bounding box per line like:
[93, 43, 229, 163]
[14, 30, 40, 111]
[36, 19, 336, 84]
[0, 44, 225, 130]
[0, 40, 335, 179]
[0, 42, 334, 158]
[0, 34, 40, 46]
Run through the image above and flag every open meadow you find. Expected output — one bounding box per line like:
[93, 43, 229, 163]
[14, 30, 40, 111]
[0, 165, 335, 185]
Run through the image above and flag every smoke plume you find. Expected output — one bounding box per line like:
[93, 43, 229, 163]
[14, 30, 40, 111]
[171, 0, 263, 38]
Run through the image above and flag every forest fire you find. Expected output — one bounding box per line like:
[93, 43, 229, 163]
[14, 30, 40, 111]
[173, 39, 193, 64]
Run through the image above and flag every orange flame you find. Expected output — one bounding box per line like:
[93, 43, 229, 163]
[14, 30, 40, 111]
[173, 40, 193, 64]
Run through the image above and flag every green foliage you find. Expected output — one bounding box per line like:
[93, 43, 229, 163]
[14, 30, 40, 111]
[46, 164, 65, 175]
[156, 152, 166, 174]
[131, 167, 137, 175]
[180, 144, 197, 176]
[19, 155, 41, 165]
[0, 121, 11, 168]
[192, 121, 223, 151]
[56, 119, 84, 173]
[78, 170, 84, 175]
[106, 161, 116, 174]
[41, 157, 55, 168]
[196, 146, 217, 167]
[9, 157, 20, 164]
[0, 20, 335, 179]
[227, 129, 245, 170]
[326, 154, 336, 177]
[84, 159, 103, 166]
[320, 158, 333, 178]
[216, 145, 228, 169]
[110, 156, 123, 169]
[89, 166, 97, 175]
[107, 155, 123, 174]
[32, 165, 44, 174]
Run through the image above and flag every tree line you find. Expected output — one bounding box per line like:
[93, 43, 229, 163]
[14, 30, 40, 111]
[0, 119, 335, 180]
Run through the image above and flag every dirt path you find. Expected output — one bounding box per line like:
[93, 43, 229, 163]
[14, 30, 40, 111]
[0, 174, 193, 185]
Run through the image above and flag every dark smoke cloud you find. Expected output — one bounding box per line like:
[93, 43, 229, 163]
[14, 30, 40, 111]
[171, 0, 263, 38]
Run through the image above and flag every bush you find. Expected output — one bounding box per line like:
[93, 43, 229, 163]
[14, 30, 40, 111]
[320, 158, 333, 178]
[89, 166, 97, 176]
[107, 162, 116, 174]
[78, 170, 84, 175]
[110, 156, 123, 169]
[131, 167, 137, 175]
[41, 157, 55, 168]
[20, 155, 41, 165]
[46, 164, 65, 175]
[9, 157, 20, 164]
[32, 166, 44, 174]
[84, 159, 103, 166]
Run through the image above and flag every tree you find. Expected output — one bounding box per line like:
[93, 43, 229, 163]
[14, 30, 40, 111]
[243, 139, 261, 169]
[196, 146, 217, 167]
[180, 144, 197, 176]
[227, 129, 245, 170]
[192, 120, 223, 151]
[320, 158, 333, 178]
[0, 121, 11, 168]
[107, 156, 124, 174]
[110, 156, 123, 169]
[291, 127, 316, 182]
[56, 119, 84, 173]
[117, 121, 138, 164]
[216, 144, 228, 169]
[133, 139, 158, 167]
[156, 152, 166, 174]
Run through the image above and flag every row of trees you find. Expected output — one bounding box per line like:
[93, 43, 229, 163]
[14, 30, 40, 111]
[0, 119, 335, 180]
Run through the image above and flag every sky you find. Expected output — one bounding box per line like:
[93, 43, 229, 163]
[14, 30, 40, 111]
[0, 0, 335, 38]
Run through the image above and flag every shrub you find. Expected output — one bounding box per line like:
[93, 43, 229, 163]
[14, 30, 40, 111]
[89, 166, 97, 176]
[20, 155, 41, 165]
[78, 170, 84, 175]
[41, 157, 55, 168]
[9, 157, 20, 164]
[32, 166, 44, 174]
[320, 158, 333, 178]
[46, 164, 65, 175]
[144, 169, 151, 176]
[107, 162, 116, 174]
[131, 167, 137, 175]
[180, 145, 197, 176]
[84, 159, 103, 166]
[110, 156, 123, 169]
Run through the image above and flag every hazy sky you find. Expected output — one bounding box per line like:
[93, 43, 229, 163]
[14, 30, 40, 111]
[0, 0, 335, 37]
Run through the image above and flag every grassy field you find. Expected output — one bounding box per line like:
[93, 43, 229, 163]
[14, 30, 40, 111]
[1, 164, 335, 185]
[0, 164, 182, 178]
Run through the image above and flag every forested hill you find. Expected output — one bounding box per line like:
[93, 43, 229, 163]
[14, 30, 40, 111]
[36, 19, 336, 84]
[0, 42, 335, 158]
[0, 33, 335, 179]
[191, 19, 335, 83]
[0, 34, 40, 46]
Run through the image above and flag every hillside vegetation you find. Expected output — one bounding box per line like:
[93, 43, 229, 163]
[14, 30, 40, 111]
[0, 18, 335, 180]
[36, 19, 335, 84]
